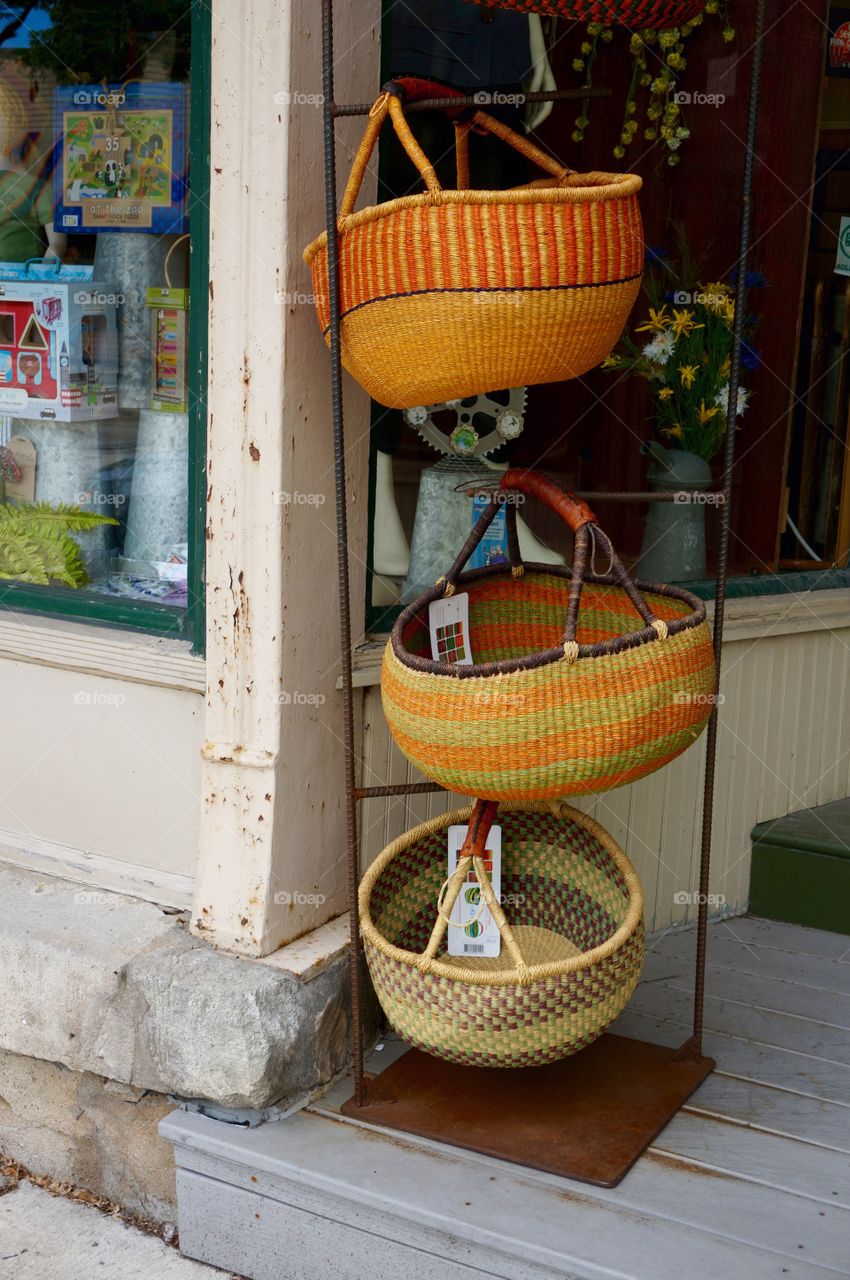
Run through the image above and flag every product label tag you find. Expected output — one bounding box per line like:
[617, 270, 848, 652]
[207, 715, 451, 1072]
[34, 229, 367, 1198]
[468, 493, 510, 570]
[446, 824, 502, 958]
[429, 592, 472, 666]
[836, 215, 850, 276]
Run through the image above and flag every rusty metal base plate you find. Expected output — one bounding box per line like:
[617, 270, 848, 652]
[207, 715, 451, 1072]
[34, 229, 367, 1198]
[340, 1034, 714, 1188]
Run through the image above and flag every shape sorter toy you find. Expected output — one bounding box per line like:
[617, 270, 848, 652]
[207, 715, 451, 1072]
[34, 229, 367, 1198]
[0, 260, 119, 421]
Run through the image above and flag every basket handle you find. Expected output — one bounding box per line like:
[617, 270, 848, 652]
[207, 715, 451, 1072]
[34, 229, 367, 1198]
[436, 469, 670, 655]
[501, 468, 596, 533]
[419, 799, 531, 984]
[500, 469, 671, 645]
[338, 78, 575, 220]
[420, 799, 498, 965]
[439, 470, 595, 597]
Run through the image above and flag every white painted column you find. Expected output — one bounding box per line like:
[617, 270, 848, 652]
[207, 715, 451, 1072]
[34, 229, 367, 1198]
[192, 0, 379, 956]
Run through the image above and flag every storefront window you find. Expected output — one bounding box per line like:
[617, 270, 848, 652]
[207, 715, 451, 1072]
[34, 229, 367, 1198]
[0, 2, 206, 641]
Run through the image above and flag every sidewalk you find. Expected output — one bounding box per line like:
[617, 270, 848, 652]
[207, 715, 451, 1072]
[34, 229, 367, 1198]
[0, 1179, 238, 1280]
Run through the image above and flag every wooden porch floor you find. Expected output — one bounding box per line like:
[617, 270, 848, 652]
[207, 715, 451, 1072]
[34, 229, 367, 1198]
[166, 916, 850, 1280]
[313, 915, 850, 1278]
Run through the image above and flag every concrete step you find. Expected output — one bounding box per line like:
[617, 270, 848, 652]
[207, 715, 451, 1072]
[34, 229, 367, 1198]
[161, 1100, 838, 1280]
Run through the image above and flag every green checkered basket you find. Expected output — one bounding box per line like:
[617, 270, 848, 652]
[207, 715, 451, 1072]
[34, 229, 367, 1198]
[360, 800, 645, 1068]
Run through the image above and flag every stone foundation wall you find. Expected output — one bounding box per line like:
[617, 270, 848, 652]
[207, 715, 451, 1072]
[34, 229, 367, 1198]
[0, 1048, 176, 1224]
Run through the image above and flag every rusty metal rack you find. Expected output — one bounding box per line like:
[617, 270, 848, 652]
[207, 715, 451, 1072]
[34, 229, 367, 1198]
[320, 0, 768, 1187]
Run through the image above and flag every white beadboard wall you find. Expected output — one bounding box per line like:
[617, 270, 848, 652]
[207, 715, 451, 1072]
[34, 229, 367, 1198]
[355, 591, 850, 933]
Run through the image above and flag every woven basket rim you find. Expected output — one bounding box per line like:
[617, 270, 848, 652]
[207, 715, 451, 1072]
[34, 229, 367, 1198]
[303, 174, 643, 264]
[390, 563, 707, 679]
[359, 799, 644, 987]
[471, 0, 702, 19]
[469, 0, 705, 19]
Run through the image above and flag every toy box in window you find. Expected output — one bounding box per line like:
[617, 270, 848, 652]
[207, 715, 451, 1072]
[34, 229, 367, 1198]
[146, 286, 188, 413]
[0, 261, 119, 421]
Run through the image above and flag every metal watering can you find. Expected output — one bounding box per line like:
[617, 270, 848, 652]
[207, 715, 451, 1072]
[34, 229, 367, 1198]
[636, 442, 713, 583]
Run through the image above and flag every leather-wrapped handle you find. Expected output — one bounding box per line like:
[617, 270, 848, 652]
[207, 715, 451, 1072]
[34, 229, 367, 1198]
[433, 469, 663, 656]
[440, 469, 595, 593]
[500, 469, 597, 534]
[460, 799, 499, 860]
[390, 76, 468, 116]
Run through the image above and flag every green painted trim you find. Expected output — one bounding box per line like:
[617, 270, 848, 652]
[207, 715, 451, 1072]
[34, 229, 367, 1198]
[749, 844, 850, 936]
[186, 0, 211, 655]
[0, 5, 211, 649]
[364, 0, 405, 636]
[687, 568, 850, 600]
[365, 566, 850, 637]
[0, 582, 184, 635]
[364, 431, 379, 634]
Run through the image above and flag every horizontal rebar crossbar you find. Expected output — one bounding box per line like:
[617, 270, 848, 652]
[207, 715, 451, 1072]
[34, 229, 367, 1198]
[330, 87, 611, 118]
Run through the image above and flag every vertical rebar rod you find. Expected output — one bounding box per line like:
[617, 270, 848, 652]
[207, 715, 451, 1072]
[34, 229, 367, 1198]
[322, 0, 366, 1105]
[693, 0, 767, 1049]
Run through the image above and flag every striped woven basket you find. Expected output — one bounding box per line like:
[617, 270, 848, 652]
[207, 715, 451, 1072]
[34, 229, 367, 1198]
[382, 469, 716, 799]
[303, 78, 643, 409]
[361, 799, 645, 1067]
[467, 0, 706, 26]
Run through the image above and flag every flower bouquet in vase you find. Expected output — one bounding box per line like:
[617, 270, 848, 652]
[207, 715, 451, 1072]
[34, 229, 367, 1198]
[604, 242, 762, 581]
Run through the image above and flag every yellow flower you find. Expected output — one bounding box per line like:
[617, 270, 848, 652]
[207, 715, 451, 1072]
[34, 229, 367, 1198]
[636, 306, 671, 333]
[701, 290, 735, 325]
[601, 354, 621, 369]
[679, 364, 698, 389]
[670, 308, 704, 339]
[658, 387, 675, 401]
[663, 424, 684, 440]
[697, 400, 721, 426]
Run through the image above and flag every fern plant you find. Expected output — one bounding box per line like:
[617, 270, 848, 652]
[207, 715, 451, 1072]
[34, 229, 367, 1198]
[0, 500, 118, 588]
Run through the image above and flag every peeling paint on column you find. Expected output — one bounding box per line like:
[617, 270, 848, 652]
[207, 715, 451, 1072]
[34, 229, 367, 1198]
[192, 0, 377, 959]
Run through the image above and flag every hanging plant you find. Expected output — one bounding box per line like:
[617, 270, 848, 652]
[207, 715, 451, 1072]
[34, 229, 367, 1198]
[571, 2, 735, 166]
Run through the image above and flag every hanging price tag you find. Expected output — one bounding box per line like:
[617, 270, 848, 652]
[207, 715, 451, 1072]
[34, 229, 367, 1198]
[446, 823, 502, 958]
[429, 592, 472, 666]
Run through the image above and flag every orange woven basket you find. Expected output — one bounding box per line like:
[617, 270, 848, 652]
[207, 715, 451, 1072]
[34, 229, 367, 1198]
[467, 0, 706, 27]
[382, 469, 716, 800]
[304, 79, 644, 409]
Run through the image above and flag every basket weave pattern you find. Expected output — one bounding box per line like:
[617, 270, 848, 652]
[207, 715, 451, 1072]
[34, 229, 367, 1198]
[361, 804, 645, 1068]
[304, 89, 643, 408]
[468, 0, 706, 27]
[383, 571, 716, 799]
[309, 195, 644, 327]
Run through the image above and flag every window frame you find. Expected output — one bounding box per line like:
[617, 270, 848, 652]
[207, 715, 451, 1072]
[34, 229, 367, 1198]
[0, 0, 210, 655]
